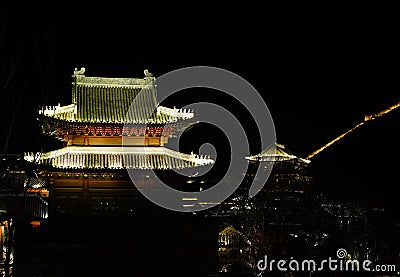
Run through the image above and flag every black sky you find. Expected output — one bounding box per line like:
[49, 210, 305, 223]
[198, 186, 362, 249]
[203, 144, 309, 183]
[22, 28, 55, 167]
[3, 8, 397, 151]
[1, 7, 399, 215]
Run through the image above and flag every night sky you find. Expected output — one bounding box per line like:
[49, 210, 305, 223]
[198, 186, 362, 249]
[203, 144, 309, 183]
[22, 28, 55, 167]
[1, 8, 399, 216]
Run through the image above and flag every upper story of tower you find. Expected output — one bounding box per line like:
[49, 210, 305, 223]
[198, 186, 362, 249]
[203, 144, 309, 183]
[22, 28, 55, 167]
[38, 68, 195, 146]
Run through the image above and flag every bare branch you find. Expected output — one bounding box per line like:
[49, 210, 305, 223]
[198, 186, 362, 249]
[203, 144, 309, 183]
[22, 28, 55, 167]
[2, 103, 16, 153]
[34, 37, 45, 102]
[0, 48, 19, 96]
[0, 10, 6, 48]
[44, 41, 54, 105]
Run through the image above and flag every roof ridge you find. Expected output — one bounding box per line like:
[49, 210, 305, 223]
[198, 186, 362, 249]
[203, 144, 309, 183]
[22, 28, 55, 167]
[72, 67, 155, 86]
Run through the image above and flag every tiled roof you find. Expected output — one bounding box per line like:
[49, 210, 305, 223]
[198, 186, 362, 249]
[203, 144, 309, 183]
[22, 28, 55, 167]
[39, 69, 194, 124]
[245, 143, 310, 163]
[25, 146, 214, 170]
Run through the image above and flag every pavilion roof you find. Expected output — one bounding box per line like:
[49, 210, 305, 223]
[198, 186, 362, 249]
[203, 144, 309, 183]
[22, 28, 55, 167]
[24, 146, 214, 170]
[245, 143, 310, 163]
[39, 68, 194, 125]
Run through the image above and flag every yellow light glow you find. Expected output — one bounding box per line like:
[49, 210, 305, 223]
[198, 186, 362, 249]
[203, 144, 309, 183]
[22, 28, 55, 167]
[307, 101, 400, 160]
[307, 122, 364, 159]
[30, 221, 41, 228]
[182, 198, 198, 201]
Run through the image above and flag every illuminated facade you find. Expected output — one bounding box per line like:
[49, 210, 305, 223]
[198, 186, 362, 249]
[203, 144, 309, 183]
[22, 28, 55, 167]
[24, 68, 213, 229]
[218, 225, 253, 272]
[0, 219, 12, 275]
[216, 143, 313, 272]
[246, 143, 312, 228]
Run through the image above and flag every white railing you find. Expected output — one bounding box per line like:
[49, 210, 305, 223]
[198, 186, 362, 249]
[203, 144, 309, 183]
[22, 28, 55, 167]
[23, 152, 42, 163]
[39, 103, 76, 115]
[157, 106, 194, 119]
[38, 103, 76, 120]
